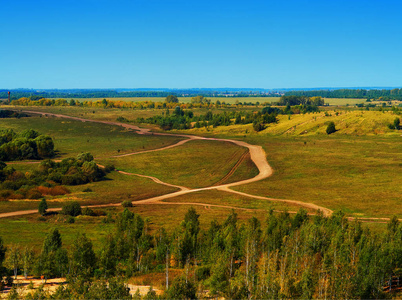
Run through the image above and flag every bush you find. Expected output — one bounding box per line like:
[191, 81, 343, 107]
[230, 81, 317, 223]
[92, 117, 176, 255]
[196, 266, 211, 280]
[116, 116, 129, 122]
[326, 122, 336, 134]
[252, 122, 266, 132]
[102, 212, 114, 223]
[394, 117, 400, 130]
[66, 216, 75, 223]
[62, 201, 82, 216]
[121, 200, 133, 207]
[38, 198, 48, 216]
[104, 164, 115, 173]
[83, 187, 93, 192]
[27, 188, 42, 199]
[167, 276, 196, 300]
[37, 185, 70, 196]
[82, 207, 95, 216]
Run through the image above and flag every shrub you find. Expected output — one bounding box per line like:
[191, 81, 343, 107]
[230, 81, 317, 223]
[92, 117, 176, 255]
[27, 188, 42, 199]
[196, 266, 211, 280]
[252, 122, 266, 132]
[83, 187, 93, 192]
[92, 209, 107, 217]
[0, 189, 13, 199]
[37, 185, 70, 196]
[116, 116, 129, 122]
[77, 152, 94, 162]
[50, 185, 70, 196]
[167, 276, 196, 300]
[326, 122, 336, 134]
[394, 117, 400, 130]
[102, 212, 114, 223]
[104, 164, 115, 173]
[62, 201, 82, 216]
[38, 198, 48, 216]
[66, 216, 75, 223]
[121, 200, 133, 207]
[82, 207, 95, 216]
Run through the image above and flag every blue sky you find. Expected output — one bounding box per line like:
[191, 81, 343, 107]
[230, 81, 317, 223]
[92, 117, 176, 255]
[1, 0, 401, 89]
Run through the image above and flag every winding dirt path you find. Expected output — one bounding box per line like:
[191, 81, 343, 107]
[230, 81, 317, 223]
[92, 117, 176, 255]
[0, 109, 335, 219]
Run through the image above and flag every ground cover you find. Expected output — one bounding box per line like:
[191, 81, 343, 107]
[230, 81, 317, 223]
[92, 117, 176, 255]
[108, 139, 254, 188]
[231, 134, 402, 218]
[0, 115, 184, 159]
[324, 98, 369, 105]
[0, 169, 178, 214]
[0, 201, 274, 251]
[160, 189, 315, 213]
[0, 212, 116, 249]
[181, 110, 401, 137]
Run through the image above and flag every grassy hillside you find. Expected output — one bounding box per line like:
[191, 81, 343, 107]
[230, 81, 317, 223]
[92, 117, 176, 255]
[182, 110, 401, 136]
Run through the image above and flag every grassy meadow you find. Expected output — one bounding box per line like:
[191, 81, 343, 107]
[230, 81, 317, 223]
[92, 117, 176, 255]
[232, 134, 402, 218]
[108, 139, 255, 188]
[0, 115, 184, 159]
[0, 103, 400, 251]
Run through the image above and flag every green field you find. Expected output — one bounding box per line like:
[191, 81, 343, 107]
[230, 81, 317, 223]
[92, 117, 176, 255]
[108, 139, 255, 188]
[232, 134, 402, 218]
[0, 115, 184, 159]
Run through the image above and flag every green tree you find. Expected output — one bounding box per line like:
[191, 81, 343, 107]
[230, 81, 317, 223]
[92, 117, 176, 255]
[5, 244, 21, 279]
[70, 233, 96, 278]
[38, 199, 48, 216]
[38, 229, 67, 279]
[22, 247, 34, 279]
[326, 121, 336, 134]
[394, 117, 400, 130]
[165, 95, 178, 103]
[34, 135, 55, 158]
[167, 276, 197, 300]
[62, 201, 82, 217]
[0, 237, 6, 287]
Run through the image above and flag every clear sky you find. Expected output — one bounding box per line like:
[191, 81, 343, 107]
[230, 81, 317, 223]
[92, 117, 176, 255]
[1, 0, 401, 89]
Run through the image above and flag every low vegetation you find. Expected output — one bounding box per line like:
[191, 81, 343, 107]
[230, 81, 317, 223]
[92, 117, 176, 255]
[0, 129, 54, 161]
[0, 153, 108, 200]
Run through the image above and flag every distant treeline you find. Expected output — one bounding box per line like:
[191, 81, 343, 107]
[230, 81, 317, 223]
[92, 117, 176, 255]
[137, 104, 321, 131]
[0, 89, 281, 100]
[9, 96, 267, 109]
[285, 89, 402, 100]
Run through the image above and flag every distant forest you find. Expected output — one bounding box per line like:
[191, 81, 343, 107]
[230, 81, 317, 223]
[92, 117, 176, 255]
[284, 89, 402, 101]
[1, 88, 402, 101]
[0, 89, 281, 100]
